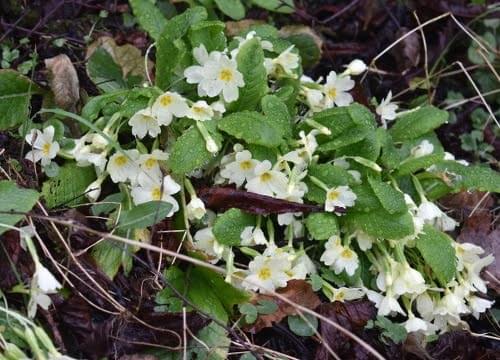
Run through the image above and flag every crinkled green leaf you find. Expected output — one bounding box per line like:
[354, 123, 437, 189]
[416, 225, 456, 286]
[218, 111, 285, 147]
[305, 212, 339, 240]
[91, 240, 132, 279]
[395, 153, 444, 176]
[367, 177, 407, 214]
[230, 38, 268, 111]
[317, 125, 370, 152]
[189, 20, 226, 52]
[430, 161, 500, 193]
[0, 180, 40, 235]
[117, 201, 173, 230]
[213, 208, 256, 246]
[41, 163, 95, 208]
[168, 124, 222, 174]
[336, 130, 382, 161]
[129, 0, 168, 40]
[0, 70, 41, 130]
[389, 106, 448, 142]
[345, 209, 414, 239]
[252, 0, 295, 13]
[261, 94, 292, 139]
[215, 0, 245, 20]
[350, 183, 381, 213]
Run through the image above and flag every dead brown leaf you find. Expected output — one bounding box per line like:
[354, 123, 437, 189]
[225, 19, 265, 37]
[391, 27, 421, 71]
[279, 25, 324, 52]
[246, 280, 321, 333]
[44, 54, 79, 111]
[86, 36, 152, 79]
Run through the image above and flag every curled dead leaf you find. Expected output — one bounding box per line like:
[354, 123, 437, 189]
[246, 280, 321, 333]
[279, 25, 323, 52]
[44, 54, 80, 111]
[225, 19, 266, 37]
[86, 36, 152, 79]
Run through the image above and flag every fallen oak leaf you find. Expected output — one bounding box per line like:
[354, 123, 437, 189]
[197, 187, 340, 215]
[245, 280, 321, 333]
[44, 54, 80, 111]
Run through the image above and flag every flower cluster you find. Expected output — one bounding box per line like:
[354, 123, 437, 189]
[23, 23, 495, 341]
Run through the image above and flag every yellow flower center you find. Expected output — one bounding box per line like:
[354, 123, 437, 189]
[160, 95, 173, 107]
[258, 267, 272, 280]
[335, 291, 345, 301]
[239, 160, 253, 171]
[327, 190, 340, 201]
[219, 68, 233, 82]
[193, 106, 205, 114]
[327, 87, 337, 99]
[42, 143, 51, 155]
[260, 172, 272, 182]
[151, 186, 162, 201]
[341, 249, 353, 259]
[114, 155, 128, 167]
[457, 247, 464, 255]
[144, 158, 157, 169]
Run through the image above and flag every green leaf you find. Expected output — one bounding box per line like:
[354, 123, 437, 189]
[430, 161, 500, 193]
[91, 193, 124, 216]
[218, 111, 285, 147]
[239, 303, 258, 323]
[213, 209, 255, 246]
[282, 32, 321, 68]
[345, 209, 414, 239]
[372, 316, 407, 343]
[336, 129, 382, 161]
[214, 0, 245, 20]
[155, 6, 207, 89]
[287, 314, 318, 337]
[0, 180, 40, 235]
[168, 124, 222, 174]
[129, 0, 168, 40]
[415, 225, 456, 286]
[0, 70, 41, 130]
[255, 299, 278, 314]
[86, 48, 130, 92]
[41, 163, 95, 208]
[252, 0, 295, 13]
[350, 183, 381, 213]
[189, 20, 226, 52]
[317, 125, 370, 152]
[230, 38, 268, 111]
[305, 212, 339, 240]
[389, 106, 448, 142]
[188, 322, 231, 360]
[81, 90, 130, 121]
[395, 153, 445, 177]
[367, 177, 407, 214]
[261, 94, 292, 139]
[91, 240, 132, 279]
[117, 201, 173, 230]
[304, 164, 352, 204]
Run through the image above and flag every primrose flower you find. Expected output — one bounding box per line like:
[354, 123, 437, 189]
[193, 227, 224, 263]
[71, 134, 108, 173]
[330, 287, 365, 302]
[417, 200, 457, 232]
[343, 59, 367, 76]
[355, 230, 375, 251]
[322, 71, 355, 107]
[416, 292, 436, 321]
[453, 242, 485, 271]
[320, 235, 344, 266]
[220, 150, 258, 187]
[404, 314, 429, 333]
[186, 196, 207, 220]
[129, 107, 161, 139]
[467, 295, 494, 319]
[36, 264, 62, 293]
[243, 254, 291, 292]
[184, 45, 244, 102]
[332, 247, 359, 276]
[281, 130, 319, 168]
[264, 45, 300, 77]
[462, 254, 494, 293]
[411, 140, 434, 158]
[324, 185, 357, 213]
[435, 288, 469, 318]
[187, 100, 214, 121]
[240, 226, 267, 246]
[392, 263, 426, 295]
[245, 160, 288, 197]
[151, 91, 189, 126]
[130, 175, 181, 216]
[368, 289, 405, 316]
[137, 150, 169, 183]
[232, 31, 273, 57]
[376, 91, 398, 123]
[25, 126, 60, 166]
[290, 252, 316, 280]
[107, 149, 140, 183]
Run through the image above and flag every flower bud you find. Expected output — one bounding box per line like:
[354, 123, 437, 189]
[343, 59, 367, 75]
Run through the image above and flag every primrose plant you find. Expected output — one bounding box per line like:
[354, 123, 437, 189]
[24, 7, 499, 339]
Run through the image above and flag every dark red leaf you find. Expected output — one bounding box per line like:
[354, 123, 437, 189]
[197, 187, 330, 215]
